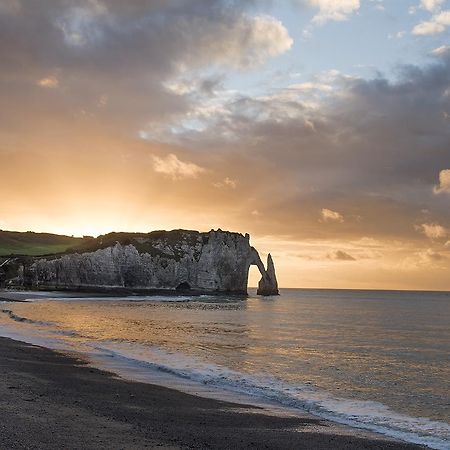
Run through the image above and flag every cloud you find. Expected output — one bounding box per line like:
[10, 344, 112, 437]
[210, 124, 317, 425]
[433, 169, 450, 193]
[413, 10, 450, 35]
[417, 223, 448, 239]
[152, 154, 205, 180]
[55, 0, 108, 47]
[288, 82, 333, 92]
[97, 94, 108, 107]
[327, 250, 356, 261]
[219, 14, 293, 69]
[308, 0, 360, 24]
[37, 75, 59, 88]
[431, 45, 450, 55]
[424, 249, 446, 261]
[213, 177, 237, 189]
[321, 208, 344, 222]
[1, 0, 450, 293]
[142, 53, 450, 242]
[0, 0, 295, 148]
[417, 248, 447, 266]
[420, 0, 445, 12]
[56, 5, 293, 69]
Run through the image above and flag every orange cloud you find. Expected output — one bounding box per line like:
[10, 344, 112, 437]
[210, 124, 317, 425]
[152, 154, 205, 180]
[321, 208, 344, 223]
[417, 223, 448, 240]
[434, 169, 450, 193]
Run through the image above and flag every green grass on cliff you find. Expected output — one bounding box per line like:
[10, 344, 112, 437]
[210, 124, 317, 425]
[0, 230, 87, 256]
[0, 229, 219, 259]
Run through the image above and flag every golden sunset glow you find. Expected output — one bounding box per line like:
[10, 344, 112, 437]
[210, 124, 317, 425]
[1, 1, 450, 290]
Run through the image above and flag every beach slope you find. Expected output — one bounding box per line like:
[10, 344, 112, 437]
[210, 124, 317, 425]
[0, 337, 424, 450]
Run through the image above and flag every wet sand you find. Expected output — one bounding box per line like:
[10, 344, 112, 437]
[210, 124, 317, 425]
[0, 336, 425, 450]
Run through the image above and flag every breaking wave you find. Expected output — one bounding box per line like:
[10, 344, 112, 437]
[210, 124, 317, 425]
[90, 341, 450, 450]
[1, 308, 53, 326]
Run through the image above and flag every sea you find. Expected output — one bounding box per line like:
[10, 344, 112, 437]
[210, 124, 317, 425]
[0, 288, 449, 449]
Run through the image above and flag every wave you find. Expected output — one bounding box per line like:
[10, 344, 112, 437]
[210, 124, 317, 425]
[93, 341, 450, 450]
[0, 308, 449, 449]
[1, 308, 54, 326]
[1, 308, 86, 339]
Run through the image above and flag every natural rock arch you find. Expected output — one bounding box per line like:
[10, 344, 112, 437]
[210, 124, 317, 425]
[248, 247, 279, 296]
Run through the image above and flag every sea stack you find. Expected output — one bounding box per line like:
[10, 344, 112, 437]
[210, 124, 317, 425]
[256, 254, 279, 296]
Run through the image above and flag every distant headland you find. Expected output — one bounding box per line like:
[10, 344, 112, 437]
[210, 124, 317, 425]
[0, 229, 279, 296]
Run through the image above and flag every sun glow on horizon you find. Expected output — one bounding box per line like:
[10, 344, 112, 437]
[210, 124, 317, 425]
[1, 1, 449, 290]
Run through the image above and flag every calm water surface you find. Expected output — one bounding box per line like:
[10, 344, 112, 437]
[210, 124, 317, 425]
[1, 288, 449, 448]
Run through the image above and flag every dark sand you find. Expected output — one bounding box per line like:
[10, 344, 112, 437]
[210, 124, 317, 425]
[0, 336, 425, 450]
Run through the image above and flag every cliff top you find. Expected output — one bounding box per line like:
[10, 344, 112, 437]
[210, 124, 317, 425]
[68, 229, 248, 258]
[0, 229, 248, 259]
[0, 230, 86, 257]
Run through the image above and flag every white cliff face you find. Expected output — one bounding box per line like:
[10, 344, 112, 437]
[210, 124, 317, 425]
[19, 229, 279, 295]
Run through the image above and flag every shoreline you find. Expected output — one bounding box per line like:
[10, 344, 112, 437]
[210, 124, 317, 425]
[0, 285, 251, 297]
[0, 335, 425, 449]
[0, 289, 438, 449]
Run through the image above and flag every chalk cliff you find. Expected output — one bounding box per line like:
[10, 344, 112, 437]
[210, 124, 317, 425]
[3, 230, 279, 295]
[257, 254, 279, 296]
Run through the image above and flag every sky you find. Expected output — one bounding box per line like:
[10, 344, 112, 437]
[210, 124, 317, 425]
[1, 0, 450, 290]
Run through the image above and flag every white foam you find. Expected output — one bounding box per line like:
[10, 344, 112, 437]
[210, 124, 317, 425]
[0, 307, 449, 449]
[89, 341, 450, 450]
[0, 322, 76, 352]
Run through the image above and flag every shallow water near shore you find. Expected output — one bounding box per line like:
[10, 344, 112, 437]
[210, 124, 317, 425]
[1, 288, 449, 449]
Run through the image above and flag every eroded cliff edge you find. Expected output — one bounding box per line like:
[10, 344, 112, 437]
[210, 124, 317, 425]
[1, 229, 279, 296]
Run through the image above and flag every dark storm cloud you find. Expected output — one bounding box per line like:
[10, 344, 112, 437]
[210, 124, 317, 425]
[0, 0, 291, 137]
[0, 0, 257, 70]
